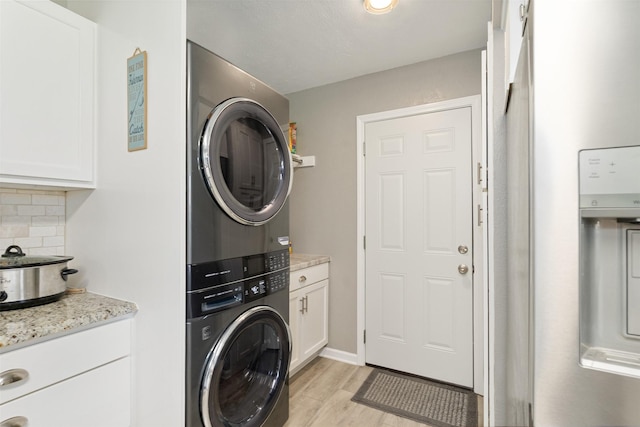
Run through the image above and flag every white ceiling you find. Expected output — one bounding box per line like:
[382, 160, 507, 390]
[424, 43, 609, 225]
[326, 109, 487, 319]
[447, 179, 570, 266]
[187, 0, 492, 95]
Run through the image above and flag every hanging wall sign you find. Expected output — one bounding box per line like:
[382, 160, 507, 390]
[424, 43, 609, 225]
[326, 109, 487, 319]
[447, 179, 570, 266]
[127, 48, 147, 151]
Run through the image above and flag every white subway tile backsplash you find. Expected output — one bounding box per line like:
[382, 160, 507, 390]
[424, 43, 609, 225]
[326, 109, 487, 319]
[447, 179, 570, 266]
[14, 237, 44, 248]
[0, 188, 66, 255]
[43, 235, 64, 247]
[32, 194, 62, 206]
[30, 226, 57, 237]
[32, 215, 60, 226]
[0, 225, 29, 238]
[0, 205, 17, 216]
[1, 216, 30, 226]
[45, 205, 65, 216]
[0, 192, 31, 205]
[17, 205, 46, 216]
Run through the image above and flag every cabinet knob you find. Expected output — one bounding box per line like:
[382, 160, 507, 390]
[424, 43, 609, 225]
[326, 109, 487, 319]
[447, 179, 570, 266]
[298, 275, 307, 283]
[0, 416, 29, 427]
[458, 264, 469, 275]
[0, 369, 29, 388]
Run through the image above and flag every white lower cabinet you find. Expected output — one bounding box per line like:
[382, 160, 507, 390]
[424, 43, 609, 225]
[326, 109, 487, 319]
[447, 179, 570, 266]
[0, 319, 132, 426]
[289, 263, 329, 376]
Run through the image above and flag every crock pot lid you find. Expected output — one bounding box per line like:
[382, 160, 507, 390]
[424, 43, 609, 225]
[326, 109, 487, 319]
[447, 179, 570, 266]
[1, 245, 73, 269]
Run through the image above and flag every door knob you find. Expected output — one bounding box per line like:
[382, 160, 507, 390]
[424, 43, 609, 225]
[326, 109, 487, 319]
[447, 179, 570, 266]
[458, 264, 469, 275]
[458, 245, 468, 254]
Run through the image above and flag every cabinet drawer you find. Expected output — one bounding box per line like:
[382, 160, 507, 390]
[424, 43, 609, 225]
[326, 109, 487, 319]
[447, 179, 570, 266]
[1, 357, 131, 427]
[290, 263, 329, 292]
[0, 319, 131, 404]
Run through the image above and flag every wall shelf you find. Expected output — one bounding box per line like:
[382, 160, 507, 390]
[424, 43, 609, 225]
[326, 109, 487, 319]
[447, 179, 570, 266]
[292, 154, 315, 168]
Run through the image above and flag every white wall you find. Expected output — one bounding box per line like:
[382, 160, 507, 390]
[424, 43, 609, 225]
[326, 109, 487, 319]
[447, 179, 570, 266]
[64, 1, 186, 426]
[287, 50, 483, 355]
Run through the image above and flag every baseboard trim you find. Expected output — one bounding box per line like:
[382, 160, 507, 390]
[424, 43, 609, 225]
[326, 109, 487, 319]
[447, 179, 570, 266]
[319, 347, 360, 366]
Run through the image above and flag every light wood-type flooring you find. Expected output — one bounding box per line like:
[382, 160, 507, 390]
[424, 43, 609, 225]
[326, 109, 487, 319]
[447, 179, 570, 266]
[285, 357, 483, 427]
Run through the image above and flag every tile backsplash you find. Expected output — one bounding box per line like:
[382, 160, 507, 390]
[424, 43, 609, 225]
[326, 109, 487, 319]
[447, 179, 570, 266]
[0, 188, 66, 256]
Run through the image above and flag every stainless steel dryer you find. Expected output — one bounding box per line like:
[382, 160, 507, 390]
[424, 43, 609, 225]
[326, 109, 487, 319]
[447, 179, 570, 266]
[186, 40, 292, 267]
[186, 40, 292, 427]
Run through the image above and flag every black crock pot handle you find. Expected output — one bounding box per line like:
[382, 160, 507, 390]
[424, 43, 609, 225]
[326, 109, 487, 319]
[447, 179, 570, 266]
[61, 268, 79, 281]
[2, 245, 26, 258]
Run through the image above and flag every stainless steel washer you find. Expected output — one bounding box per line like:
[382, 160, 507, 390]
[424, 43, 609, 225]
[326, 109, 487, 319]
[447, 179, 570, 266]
[186, 253, 290, 427]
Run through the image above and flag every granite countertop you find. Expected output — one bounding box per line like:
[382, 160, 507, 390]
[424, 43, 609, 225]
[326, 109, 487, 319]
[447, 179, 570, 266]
[290, 253, 330, 272]
[0, 292, 137, 353]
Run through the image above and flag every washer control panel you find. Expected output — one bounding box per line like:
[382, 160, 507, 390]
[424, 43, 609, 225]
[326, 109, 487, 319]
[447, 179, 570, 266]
[187, 250, 290, 319]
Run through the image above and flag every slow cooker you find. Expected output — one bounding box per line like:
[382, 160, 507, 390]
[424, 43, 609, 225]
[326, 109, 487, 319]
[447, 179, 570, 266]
[0, 245, 78, 311]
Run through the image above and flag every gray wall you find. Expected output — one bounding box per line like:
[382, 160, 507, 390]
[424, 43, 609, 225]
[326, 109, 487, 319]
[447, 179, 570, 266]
[287, 49, 483, 354]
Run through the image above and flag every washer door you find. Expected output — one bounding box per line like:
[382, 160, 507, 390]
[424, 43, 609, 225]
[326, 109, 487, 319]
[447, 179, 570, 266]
[200, 97, 293, 226]
[201, 306, 291, 427]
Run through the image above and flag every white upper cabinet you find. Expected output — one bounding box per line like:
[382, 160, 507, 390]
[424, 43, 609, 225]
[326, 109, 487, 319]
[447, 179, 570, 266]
[0, 0, 96, 189]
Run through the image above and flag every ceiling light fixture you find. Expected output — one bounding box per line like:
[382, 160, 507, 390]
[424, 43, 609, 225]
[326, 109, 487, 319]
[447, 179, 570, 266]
[363, 0, 398, 15]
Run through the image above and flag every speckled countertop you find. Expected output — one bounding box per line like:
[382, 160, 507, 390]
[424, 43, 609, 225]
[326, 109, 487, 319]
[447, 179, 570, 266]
[0, 292, 137, 353]
[290, 253, 330, 272]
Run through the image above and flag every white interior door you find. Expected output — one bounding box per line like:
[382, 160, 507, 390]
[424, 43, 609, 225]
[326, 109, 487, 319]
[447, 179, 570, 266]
[365, 107, 474, 387]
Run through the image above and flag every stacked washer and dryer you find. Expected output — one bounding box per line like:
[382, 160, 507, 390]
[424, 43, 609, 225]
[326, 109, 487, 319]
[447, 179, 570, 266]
[186, 41, 293, 427]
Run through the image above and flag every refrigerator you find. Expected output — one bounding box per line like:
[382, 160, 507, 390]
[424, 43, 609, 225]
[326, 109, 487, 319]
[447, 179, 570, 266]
[500, 0, 640, 425]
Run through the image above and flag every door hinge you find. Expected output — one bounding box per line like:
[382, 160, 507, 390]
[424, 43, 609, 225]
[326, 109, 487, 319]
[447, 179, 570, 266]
[363, 235, 366, 250]
[477, 204, 483, 227]
[364, 329, 366, 344]
[477, 162, 483, 185]
[363, 141, 366, 156]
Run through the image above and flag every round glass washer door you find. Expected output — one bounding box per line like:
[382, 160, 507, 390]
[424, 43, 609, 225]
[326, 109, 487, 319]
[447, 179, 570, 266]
[200, 306, 291, 427]
[200, 97, 293, 226]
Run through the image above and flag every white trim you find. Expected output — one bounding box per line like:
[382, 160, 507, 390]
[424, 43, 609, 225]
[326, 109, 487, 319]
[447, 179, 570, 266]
[486, 21, 497, 427]
[355, 94, 485, 395]
[319, 347, 359, 366]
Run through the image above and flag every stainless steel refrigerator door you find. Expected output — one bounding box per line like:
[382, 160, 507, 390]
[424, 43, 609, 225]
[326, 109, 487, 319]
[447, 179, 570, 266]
[532, 1, 640, 425]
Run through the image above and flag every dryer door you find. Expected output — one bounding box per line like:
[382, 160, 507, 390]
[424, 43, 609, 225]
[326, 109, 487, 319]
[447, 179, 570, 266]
[201, 305, 291, 427]
[200, 97, 293, 226]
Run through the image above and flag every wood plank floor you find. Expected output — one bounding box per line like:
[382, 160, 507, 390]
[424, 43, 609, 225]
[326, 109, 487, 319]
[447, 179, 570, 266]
[285, 357, 483, 427]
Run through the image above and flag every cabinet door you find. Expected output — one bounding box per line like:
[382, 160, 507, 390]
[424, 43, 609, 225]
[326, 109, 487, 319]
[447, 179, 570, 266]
[0, 0, 95, 188]
[289, 290, 301, 372]
[300, 279, 329, 360]
[0, 357, 131, 427]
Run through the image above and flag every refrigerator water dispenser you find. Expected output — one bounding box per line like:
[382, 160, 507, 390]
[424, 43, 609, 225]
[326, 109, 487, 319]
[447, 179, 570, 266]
[628, 230, 640, 337]
[579, 145, 640, 378]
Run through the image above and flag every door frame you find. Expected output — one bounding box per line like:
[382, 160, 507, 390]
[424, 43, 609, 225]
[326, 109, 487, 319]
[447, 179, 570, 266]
[355, 95, 485, 394]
